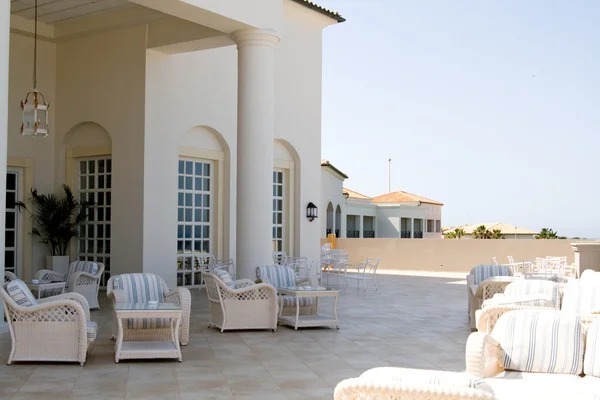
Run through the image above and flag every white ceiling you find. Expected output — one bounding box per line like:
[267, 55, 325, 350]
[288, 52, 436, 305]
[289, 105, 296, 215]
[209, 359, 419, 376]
[11, 0, 134, 24]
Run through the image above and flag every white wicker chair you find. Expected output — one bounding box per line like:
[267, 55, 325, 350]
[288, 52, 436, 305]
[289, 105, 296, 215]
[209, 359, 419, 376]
[0, 281, 96, 365]
[334, 367, 495, 400]
[3, 271, 17, 283]
[203, 272, 278, 332]
[35, 261, 105, 309]
[106, 273, 191, 345]
[467, 265, 515, 329]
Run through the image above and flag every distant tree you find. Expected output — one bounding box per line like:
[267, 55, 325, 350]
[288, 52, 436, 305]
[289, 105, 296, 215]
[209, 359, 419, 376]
[535, 228, 565, 239]
[454, 228, 465, 239]
[491, 229, 504, 239]
[444, 231, 456, 239]
[473, 225, 492, 239]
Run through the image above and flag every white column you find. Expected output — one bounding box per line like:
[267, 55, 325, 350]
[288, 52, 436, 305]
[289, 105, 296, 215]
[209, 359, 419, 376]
[411, 218, 415, 238]
[359, 216, 364, 238]
[0, 1, 9, 324]
[233, 29, 280, 280]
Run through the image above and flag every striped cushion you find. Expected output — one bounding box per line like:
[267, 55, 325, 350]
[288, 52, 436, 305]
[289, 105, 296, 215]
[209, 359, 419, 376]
[482, 295, 556, 309]
[493, 310, 583, 374]
[562, 281, 600, 314]
[7, 280, 37, 307]
[86, 321, 98, 341]
[280, 296, 314, 308]
[256, 265, 297, 288]
[504, 280, 560, 308]
[213, 269, 235, 288]
[112, 274, 166, 303]
[67, 261, 99, 288]
[127, 318, 171, 330]
[360, 367, 494, 394]
[584, 319, 600, 377]
[470, 265, 512, 286]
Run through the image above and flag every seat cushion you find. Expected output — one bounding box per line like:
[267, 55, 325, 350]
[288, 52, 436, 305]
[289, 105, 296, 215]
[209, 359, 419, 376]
[482, 295, 556, 309]
[576, 376, 600, 399]
[7, 280, 37, 307]
[562, 281, 600, 314]
[360, 367, 494, 395]
[470, 265, 512, 286]
[485, 371, 580, 400]
[127, 318, 171, 330]
[256, 265, 297, 288]
[213, 269, 235, 288]
[86, 321, 98, 341]
[584, 318, 600, 377]
[280, 296, 314, 308]
[493, 310, 584, 374]
[503, 280, 560, 307]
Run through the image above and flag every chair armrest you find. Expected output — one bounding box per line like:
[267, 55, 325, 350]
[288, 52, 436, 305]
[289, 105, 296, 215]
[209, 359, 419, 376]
[71, 271, 100, 287]
[107, 288, 127, 303]
[221, 283, 278, 301]
[34, 269, 66, 282]
[295, 277, 311, 286]
[232, 279, 256, 288]
[465, 332, 503, 378]
[466, 274, 474, 286]
[39, 292, 91, 320]
[165, 287, 191, 308]
[8, 298, 88, 332]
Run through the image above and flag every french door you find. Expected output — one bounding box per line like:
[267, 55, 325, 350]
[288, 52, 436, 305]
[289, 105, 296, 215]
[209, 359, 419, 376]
[5, 169, 21, 278]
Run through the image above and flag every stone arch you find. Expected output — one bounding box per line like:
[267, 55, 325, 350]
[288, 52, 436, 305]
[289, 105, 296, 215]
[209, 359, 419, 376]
[326, 202, 334, 237]
[180, 125, 230, 154]
[63, 121, 112, 148]
[335, 205, 342, 237]
[274, 139, 301, 256]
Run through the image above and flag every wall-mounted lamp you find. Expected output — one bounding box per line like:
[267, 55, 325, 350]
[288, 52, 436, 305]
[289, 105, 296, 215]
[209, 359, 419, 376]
[343, 192, 349, 199]
[306, 202, 318, 221]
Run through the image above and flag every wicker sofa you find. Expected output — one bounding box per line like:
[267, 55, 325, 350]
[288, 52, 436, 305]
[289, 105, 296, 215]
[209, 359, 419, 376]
[466, 310, 600, 399]
[255, 265, 316, 316]
[106, 273, 191, 345]
[35, 261, 105, 309]
[467, 265, 514, 329]
[203, 272, 278, 332]
[1, 280, 96, 365]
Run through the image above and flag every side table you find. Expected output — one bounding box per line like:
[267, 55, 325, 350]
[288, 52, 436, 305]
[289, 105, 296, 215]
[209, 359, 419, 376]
[26, 281, 66, 299]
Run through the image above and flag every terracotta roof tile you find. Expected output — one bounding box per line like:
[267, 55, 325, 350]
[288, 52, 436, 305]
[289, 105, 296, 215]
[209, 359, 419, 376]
[291, 0, 346, 22]
[371, 191, 443, 206]
[343, 188, 372, 200]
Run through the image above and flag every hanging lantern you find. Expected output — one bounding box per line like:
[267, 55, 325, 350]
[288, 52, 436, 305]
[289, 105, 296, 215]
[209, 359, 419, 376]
[21, 90, 49, 137]
[20, 0, 49, 137]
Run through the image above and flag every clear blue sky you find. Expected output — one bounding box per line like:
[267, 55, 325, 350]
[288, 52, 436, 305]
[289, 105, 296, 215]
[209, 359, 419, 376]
[318, 0, 600, 238]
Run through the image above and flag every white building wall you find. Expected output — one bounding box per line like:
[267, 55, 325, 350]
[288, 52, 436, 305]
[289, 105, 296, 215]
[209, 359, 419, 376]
[320, 168, 346, 237]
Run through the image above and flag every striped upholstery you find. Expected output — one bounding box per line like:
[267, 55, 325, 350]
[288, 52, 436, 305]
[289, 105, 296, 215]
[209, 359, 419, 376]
[470, 265, 512, 286]
[213, 269, 235, 288]
[483, 295, 556, 309]
[280, 296, 314, 308]
[256, 265, 297, 289]
[86, 321, 98, 340]
[504, 280, 560, 308]
[7, 280, 37, 307]
[360, 367, 494, 394]
[493, 310, 584, 374]
[67, 261, 99, 288]
[111, 274, 168, 330]
[584, 319, 600, 377]
[562, 281, 600, 314]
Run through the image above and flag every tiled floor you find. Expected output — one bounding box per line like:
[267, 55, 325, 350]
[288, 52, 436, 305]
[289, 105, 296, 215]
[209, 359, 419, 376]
[0, 272, 471, 399]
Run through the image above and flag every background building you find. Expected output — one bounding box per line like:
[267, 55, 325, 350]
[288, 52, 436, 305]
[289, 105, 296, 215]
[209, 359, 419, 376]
[443, 223, 539, 239]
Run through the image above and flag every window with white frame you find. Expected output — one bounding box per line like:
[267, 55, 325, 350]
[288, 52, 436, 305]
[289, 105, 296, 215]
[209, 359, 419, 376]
[5, 169, 21, 278]
[272, 170, 285, 252]
[78, 158, 112, 286]
[177, 159, 212, 287]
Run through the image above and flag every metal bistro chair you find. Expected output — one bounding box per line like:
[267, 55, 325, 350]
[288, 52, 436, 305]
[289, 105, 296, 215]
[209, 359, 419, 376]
[345, 258, 380, 291]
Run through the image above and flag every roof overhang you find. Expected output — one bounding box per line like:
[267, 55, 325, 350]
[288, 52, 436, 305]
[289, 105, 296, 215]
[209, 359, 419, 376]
[290, 0, 345, 22]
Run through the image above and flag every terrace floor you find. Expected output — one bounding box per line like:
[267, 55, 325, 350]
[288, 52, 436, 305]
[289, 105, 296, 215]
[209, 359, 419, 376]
[0, 272, 470, 399]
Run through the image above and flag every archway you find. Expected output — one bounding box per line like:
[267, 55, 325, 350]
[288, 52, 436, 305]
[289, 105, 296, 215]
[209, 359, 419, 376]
[335, 205, 342, 237]
[326, 202, 334, 236]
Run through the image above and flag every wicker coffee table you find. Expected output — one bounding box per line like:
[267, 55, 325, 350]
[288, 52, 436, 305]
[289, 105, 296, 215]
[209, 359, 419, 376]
[26, 281, 66, 299]
[277, 286, 340, 330]
[114, 303, 182, 363]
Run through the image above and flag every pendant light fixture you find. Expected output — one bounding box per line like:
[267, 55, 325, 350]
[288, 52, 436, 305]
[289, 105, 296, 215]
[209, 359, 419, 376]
[20, 0, 49, 137]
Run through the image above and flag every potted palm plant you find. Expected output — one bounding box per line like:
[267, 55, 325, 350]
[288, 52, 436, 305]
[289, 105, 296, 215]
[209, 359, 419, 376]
[18, 184, 93, 275]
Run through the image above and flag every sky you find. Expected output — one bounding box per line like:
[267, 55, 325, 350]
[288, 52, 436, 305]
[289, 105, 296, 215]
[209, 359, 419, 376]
[317, 0, 600, 238]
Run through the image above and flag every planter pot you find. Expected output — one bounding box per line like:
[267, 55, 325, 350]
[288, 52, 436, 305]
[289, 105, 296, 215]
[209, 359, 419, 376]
[46, 255, 70, 275]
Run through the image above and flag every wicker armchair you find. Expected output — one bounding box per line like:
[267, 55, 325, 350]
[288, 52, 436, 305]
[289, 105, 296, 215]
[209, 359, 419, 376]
[3, 271, 17, 283]
[334, 367, 495, 400]
[35, 261, 105, 309]
[255, 265, 316, 316]
[0, 281, 96, 365]
[204, 272, 278, 332]
[106, 273, 191, 345]
[467, 265, 514, 329]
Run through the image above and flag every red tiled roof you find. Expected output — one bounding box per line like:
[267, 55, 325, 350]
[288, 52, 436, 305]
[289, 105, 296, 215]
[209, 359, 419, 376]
[372, 191, 443, 206]
[343, 188, 371, 200]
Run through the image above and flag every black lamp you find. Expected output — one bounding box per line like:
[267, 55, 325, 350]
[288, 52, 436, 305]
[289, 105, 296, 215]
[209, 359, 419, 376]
[306, 202, 318, 221]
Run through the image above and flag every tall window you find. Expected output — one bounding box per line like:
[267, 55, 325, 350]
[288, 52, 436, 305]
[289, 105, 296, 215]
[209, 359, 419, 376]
[5, 170, 21, 277]
[177, 159, 212, 287]
[272, 170, 284, 252]
[78, 158, 112, 286]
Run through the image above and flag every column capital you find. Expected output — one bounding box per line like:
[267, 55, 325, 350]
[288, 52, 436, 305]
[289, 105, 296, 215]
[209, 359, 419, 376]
[232, 29, 280, 49]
